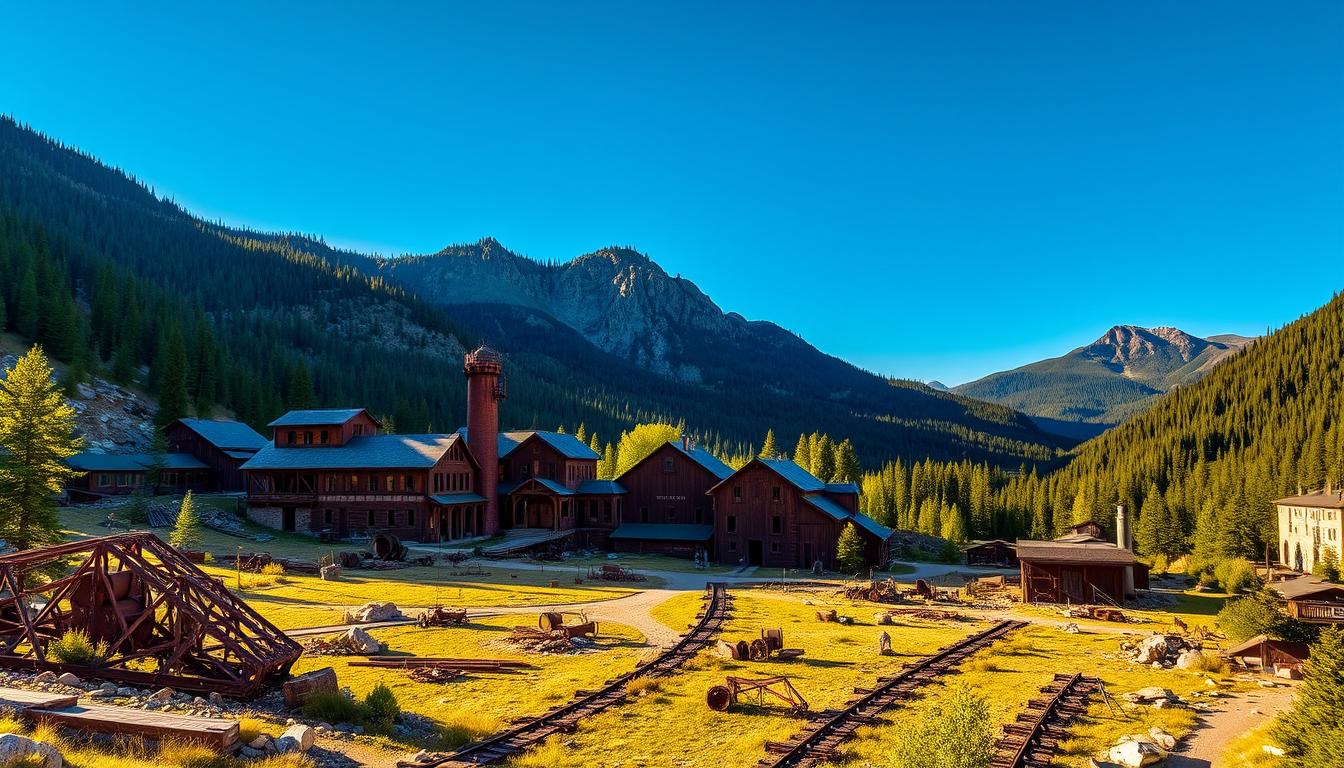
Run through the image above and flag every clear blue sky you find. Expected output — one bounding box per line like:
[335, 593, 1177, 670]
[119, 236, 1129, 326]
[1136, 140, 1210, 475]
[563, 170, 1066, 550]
[3, 2, 1341, 384]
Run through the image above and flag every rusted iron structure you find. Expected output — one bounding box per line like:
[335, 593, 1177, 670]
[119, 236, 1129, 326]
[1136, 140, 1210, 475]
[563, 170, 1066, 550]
[401, 583, 733, 768]
[0, 533, 301, 697]
[991, 673, 1101, 768]
[706, 675, 808, 711]
[760, 619, 1027, 768]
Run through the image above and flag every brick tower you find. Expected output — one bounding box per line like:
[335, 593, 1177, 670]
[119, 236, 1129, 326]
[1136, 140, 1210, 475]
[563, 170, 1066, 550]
[464, 344, 506, 535]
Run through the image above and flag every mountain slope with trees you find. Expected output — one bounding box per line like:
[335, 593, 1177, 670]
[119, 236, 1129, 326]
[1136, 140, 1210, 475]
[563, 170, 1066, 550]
[0, 116, 1067, 467]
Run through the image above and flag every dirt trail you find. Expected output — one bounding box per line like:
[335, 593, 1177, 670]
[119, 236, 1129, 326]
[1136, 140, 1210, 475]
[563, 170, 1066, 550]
[1164, 684, 1295, 768]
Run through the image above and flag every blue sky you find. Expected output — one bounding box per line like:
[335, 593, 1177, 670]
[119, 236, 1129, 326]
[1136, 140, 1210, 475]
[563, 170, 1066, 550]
[2, 2, 1341, 384]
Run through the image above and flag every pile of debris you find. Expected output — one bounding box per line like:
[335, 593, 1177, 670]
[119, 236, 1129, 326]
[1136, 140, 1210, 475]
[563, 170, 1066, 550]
[417, 606, 469, 627]
[499, 627, 596, 654]
[303, 628, 383, 656]
[1121, 686, 1188, 709]
[1121, 634, 1211, 670]
[406, 667, 463, 684]
[342, 602, 404, 624]
[586, 564, 647, 582]
[838, 579, 905, 603]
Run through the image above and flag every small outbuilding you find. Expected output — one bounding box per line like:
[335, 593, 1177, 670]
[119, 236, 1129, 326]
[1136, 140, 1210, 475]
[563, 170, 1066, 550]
[1016, 539, 1137, 605]
[963, 540, 1018, 568]
[1222, 634, 1311, 673]
[1272, 577, 1344, 625]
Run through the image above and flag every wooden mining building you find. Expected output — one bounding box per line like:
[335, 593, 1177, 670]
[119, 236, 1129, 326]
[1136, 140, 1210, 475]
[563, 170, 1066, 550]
[1016, 505, 1147, 605]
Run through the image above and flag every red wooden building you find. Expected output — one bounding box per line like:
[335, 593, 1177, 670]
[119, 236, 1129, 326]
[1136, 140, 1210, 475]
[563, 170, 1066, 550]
[1274, 577, 1344, 625]
[165, 418, 268, 493]
[1016, 539, 1137, 605]
[707, 458, 889, 570]
[67, 452, 210, 499]
[606, 439, 734, 556]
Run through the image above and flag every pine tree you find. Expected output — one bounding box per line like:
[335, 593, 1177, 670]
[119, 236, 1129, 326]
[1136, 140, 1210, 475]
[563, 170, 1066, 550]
[145, 429, 169, 496]
[1313, 546, 1340, 582]
[1273, 626, 1344, 768]
[1137, 483, 1170, 558]
[759, 429, 777, 459]
[14, 267, 38, 339]
[813, 435, 835, 482]
[834, 439, 860, 483]
[285, 363, 316, 410]
[588, 433, 600, 456]
[154, 324, 190, 426]
[941, 503, 968, 543]
[793, 433, 810, 468]
[170, 491, 205, 551]
[0, 346, 80, 550]
[836, 522, 866, 573]
[575, 423, 587, 444]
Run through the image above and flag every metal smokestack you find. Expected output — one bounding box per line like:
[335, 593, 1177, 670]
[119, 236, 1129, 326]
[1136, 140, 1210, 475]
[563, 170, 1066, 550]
[1115, 504, 1132, 552]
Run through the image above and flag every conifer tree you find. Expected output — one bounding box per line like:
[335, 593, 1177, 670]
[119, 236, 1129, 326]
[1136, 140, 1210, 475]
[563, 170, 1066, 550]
[1313, 546, 1340, 582]
[14, 267, 37, 339]
[793, 433, 810, 468]
[834, 439, 860, 483]
[941, 503, 968, 543]
[170, 491, 204, 551]
[145, 429, 169, 496]
[759, 429, 777, 459]
[285, 363, 316, 410]
[154, 324, 190, 426]
[836, 522, 866, 573]
[588, 433, 600, 456]
[813, 435, 835, 482]
[1273, 626, 1344, 768]
[574, 423, 587, 444]
[0, 346, 80, 550]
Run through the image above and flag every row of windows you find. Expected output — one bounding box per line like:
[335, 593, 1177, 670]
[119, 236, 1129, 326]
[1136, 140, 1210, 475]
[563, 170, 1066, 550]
[319, 509, 417, 528]
[722, 514, 783, 534]
[1288, 507, 1340, 522]
[323, 474, 419, 493]
[96, 472, 196, 488]
[432, 472, 472, 493]
[731, 485, 783, 502]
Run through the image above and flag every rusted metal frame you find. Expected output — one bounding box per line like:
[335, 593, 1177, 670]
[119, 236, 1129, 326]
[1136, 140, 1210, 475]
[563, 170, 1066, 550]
[22, 551, 101, 639]
[1, 568, 46, 662]
[96, 548, 134, 638]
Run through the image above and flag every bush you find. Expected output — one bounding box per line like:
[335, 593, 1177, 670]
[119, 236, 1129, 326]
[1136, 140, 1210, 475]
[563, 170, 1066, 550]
[48, 628, 108, 665]
[1218, 589, 1321, 644]
[362, 684, 400, 729]
[1312, 547, 1340, 582]
[1214, 558, 1261, 593]
[887, 683, 994, 768]
[302, 686, 401, 733]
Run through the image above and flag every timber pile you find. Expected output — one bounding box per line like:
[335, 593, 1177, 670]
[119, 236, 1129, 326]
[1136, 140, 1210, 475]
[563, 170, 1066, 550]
[500, 627, 594, 654]
[407, 667, 463, 683]
[837, 579, 905, 603]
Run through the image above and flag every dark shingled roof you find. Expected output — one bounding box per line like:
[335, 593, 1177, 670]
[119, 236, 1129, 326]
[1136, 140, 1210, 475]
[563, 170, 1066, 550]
[608, 523, 714, 542]
[175, 418, 268, 450]
[1271, 577, 1344, 600]
[1014, 539, 1136, 565]
[497, 477, 574, 496]
[240, 434, 460, 470]
[760, 458, 827, 492]
[68, 453, 209, 471]
[1273, 491, 1344, 509]
[268, 408, 371, 428]
[459, 429, 601, 461]
[669, 442, 734, 480]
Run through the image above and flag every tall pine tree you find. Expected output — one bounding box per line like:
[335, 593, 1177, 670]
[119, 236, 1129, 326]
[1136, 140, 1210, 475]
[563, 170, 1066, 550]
[0, 346, 80, 550]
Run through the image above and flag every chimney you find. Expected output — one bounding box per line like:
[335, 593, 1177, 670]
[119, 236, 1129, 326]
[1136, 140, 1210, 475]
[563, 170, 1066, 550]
[1115, 505, 1131, 552]
[464, 345, 505, 536]
[681, 435, 690, 452]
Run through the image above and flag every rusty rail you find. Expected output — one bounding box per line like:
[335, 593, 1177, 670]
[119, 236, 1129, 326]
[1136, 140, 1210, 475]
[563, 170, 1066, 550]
[990, 672, 1100, 768]
[401, 582, 733, 767]
[760, 619, 1027, 768]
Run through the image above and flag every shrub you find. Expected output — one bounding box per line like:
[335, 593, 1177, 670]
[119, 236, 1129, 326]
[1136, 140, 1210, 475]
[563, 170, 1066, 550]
[1214, 558, 1261, 593]
[887, 683, 994, 768]
[301, 691, 362, 724]
[626, 677, 662, 695]
[48, 628, 108, 665]
[1218, 589, 1320, 644]
[361, 684, 400, 729]
[1312, 547, 1340, 582]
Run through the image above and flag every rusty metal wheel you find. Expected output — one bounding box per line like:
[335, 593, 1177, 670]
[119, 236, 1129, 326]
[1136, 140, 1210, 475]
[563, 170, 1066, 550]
[706, 685, 733, 711]
[749, 639, 771, 661]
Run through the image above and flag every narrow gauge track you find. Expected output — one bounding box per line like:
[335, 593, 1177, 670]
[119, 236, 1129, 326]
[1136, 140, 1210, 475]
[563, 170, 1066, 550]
[990, 672, 1100, 768]
[761, 619, 1027, 768]
[401, 583, 732, 768]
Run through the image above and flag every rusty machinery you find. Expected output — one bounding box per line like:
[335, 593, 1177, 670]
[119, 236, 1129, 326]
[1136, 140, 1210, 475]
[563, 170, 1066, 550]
[706, 676, 808, 712]
[721, 628, 805, 661]
[0, 533, 301, 697]
[538, 610, 598, 638]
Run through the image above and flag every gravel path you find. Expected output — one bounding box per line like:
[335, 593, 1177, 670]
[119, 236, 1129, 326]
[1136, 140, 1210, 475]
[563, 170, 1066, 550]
[1163, 684, 1295, 768]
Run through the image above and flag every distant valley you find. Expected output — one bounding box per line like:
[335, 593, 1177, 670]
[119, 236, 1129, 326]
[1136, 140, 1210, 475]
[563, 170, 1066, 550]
[954, 325, 1254, 437]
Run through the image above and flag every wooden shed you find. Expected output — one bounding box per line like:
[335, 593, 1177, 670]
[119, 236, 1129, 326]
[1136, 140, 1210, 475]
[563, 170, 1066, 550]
[963, 540, 1018, 567]
[1273, 578, 1344, 625]
[1222, 634, 1311, 673]
[1016, 539, 1136, 605]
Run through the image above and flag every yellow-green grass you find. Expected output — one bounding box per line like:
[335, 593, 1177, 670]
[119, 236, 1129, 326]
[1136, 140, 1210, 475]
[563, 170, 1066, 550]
[1014, 589, 1232, 638]
[650, 590, 718, 633]
[502, 590, 979, 767]
[289, 618, 649, 750]
[203, 564, 649, 624]
[837, 624, 1233, 767]
[0, 711, 312, 768]
[1220, 717, 1284, 768]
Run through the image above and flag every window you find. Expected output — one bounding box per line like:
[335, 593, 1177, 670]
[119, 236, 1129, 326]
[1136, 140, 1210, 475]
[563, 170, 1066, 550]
[406, 510, 415, 526]
[772, 486, 781, 501]
[367, 476, 377, 492]
[726, 515, 737, 533]
[349, 475, 358, 491]
[771, 515, 782, 534]
[326, 477, 337, 492]
[287, 430, 296, 444]
[385, 475, 394, 492]
[97, 473, 110, 487]
[663, 458, 675, 474]
[320, 430, 329, 445]
[304, 431, 313, 445]
[354, 423, 364, 436]
[323, 509, 333, 525]
[733, 485, 742, 502]
[602, 501, 612, 523]
[403, 475, 415, 491]
[695, 507, 704, 524]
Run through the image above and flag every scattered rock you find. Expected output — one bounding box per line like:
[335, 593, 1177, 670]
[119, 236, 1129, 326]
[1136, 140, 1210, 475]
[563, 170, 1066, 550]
[147, 687, 175, 703]
[0, 733, 62, 768]
[345, 602, 401, 623]
[275, 724, 315, 753]
[1147, 728, 1177, 750]
[878, 631, 892, 656]
[31, 672, 56, 684]
[54, 673, 80, 687]
[1107, 738, 1164, 768]
[248, 736, 272, 750]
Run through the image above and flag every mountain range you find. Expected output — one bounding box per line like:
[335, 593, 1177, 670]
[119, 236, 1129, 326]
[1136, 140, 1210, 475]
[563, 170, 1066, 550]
[0, 117, 1070, 468]
[954, 325, 1254, 436]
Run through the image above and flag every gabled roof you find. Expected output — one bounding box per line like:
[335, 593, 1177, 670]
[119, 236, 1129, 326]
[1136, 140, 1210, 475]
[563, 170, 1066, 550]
[268, 408, 374, 428]
[497, 477, 575, 496]
[609, 523, 713, 542]
[460, 429, 601, 461]
[174, 418, 268, 450]
[826, 482, 860, 494]
[1271, 577, 1344, 601]
[1221, 634, 1312, 660]
[68, 453, 209, 471]
[709, 457, 828, 495]
[1015, 539, 1136, 565]
[576, 480, 626, 495]
[615, 440, 734, 482]
[240, 434, 460, 470]
[1274, 491, 1344, 509]
[800, 494, 892, 541]
[1054, 533, 1108, 544]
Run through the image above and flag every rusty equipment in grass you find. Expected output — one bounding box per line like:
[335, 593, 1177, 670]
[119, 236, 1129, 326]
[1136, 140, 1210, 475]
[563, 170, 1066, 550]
[371, 532, 409, 561]
[417, 606, 469, 628]
[586, 564, 647, 582]
[720, 628, 805, 661]
[706, 676, 808, 712]
[538, 611, 598, 638]
[0, 533, 301, 698]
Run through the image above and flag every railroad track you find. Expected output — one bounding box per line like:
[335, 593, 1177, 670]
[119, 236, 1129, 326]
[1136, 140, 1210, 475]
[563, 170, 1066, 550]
[760, 619, 1027, 768]
[991, 672, 1101, 768]
[401, 582, 732, 767]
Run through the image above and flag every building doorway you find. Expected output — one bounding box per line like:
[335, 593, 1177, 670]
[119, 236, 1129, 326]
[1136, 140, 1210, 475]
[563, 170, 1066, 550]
[748, 539, 764, 566]
[281, 507, 296, 533]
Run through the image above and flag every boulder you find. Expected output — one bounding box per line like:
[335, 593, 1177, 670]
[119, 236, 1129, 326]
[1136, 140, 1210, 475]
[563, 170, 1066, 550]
[1147, 728, 1177, 750]
[1131, 687, 1176, 703]
[283, 667, 339, 707]
[275, 724, 315, 754]
[147, 687, 175, 703]
[1133, 635, 1178, 664]
[32, 672, 56, 684]
[1175, 650, 1205, 670]
[350, 602, 401, 623]
[54, 673, 80, 687]
[0, 733, 62, 768]
[1107, 739, 1164, 768]
[342, 628, 382, 654]
[878, 631, 893, 656]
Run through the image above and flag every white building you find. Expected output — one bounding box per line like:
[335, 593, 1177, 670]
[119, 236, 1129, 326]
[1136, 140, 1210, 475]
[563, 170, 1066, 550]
[1275, 491, 1344, 573]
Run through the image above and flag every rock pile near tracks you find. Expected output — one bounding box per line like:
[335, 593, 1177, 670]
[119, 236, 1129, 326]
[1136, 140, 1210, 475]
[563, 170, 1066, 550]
[1121, 634, 1209, 669]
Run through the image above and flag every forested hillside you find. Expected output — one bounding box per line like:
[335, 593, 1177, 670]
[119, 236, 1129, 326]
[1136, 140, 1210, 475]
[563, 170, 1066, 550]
[0, 117, 1067, 466]
[859, 293, 1343, 564]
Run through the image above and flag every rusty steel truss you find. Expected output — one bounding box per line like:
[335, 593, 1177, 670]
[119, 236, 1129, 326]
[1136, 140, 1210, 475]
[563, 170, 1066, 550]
[0, 533, 301, 697]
